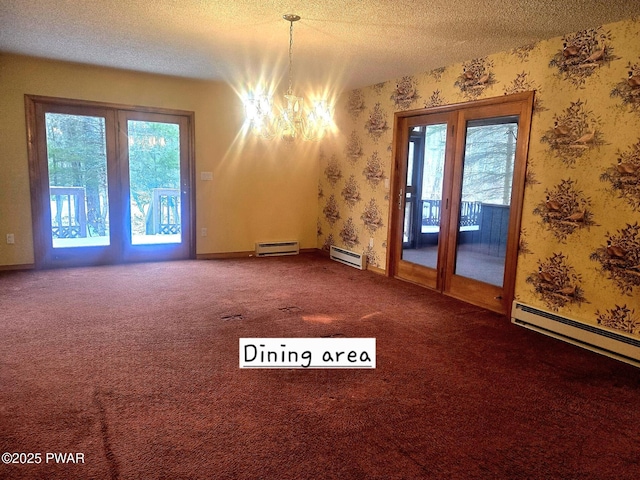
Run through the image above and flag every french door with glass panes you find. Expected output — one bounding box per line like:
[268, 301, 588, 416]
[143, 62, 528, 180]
[27, 96, 194, 268]
[389, 93, 534, 314]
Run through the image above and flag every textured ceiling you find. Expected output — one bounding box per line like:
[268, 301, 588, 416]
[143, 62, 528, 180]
[2, 1, 640, 93]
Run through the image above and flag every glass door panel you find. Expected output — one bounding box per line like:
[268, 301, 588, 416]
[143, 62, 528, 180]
[45, 113, 111, 249]
[401, 123, 447, 270]
[453, 118, 518, 287]
[127, 120, 182, 245]
[119, 110, 192, 263]
[402, 137, 417, 246]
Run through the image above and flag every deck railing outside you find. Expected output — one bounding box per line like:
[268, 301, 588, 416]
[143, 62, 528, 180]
[421, 200, 482, 228]
[50, 186, 88, 239]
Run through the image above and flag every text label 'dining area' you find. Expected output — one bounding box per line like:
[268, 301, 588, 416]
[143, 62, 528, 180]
[239, 338, 376, 369]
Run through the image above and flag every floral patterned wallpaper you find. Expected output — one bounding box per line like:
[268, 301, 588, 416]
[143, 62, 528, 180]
[317, 17, 640, 337]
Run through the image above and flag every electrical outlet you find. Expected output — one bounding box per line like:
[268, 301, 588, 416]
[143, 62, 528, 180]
[201, 228, 207, 237]
[6, 233, 15, 244]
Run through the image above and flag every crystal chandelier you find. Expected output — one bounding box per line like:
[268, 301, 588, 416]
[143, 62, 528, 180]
[243, 14, 333, 142]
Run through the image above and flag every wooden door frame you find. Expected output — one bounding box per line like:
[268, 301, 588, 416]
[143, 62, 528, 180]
[25, 95, 196, 268]
[387, 92, 535, 315]
[392, 112, 457, 290]
[27, 100, 121, 267]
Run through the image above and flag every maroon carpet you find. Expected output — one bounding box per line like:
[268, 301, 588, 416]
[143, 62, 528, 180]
[1, 253, 639, 479]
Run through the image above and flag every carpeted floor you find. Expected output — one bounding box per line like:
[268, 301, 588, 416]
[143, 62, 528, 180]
[1, 253, 639, 479]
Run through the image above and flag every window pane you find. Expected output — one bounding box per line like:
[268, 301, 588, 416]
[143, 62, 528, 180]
[406, 141, 414, 187]
[454, 119, 518, 286]
[127, 120, 182, 245]
[402, 123, 447, 269]
[45, 113, 110, 248]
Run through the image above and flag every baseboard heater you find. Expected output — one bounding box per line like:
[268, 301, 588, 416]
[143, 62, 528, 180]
[330, 245, 366, 270]
[511, 301, 640, 368]
[255, 241, 299, 257]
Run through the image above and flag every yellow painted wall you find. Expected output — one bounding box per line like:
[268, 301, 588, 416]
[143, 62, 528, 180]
[0, 53, 319, 266]
[319, 18, 640, 337]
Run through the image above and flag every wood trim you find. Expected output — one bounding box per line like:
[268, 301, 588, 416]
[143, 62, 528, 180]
[388, 116, 409, 277]
[0, 264, 35, 271]
[187, 113, 197, 259]
[366, 264, 385, 275]
[443, 109, 467, 294]
[502, 91, 535, 314]
[386, 114, 406, 275]
[24, 95, 194, 118]
[397, 260, 439, 286]
[392, 91, 535, 119]
[197, 248, 318, 260]
[24, 95, 43, 265]
[197, 251, 254, 259]
[447, 275, 504, 314]
[438, 113, 459, 291]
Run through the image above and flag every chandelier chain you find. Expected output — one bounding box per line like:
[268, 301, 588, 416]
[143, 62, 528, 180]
[288, 19, 294, 96]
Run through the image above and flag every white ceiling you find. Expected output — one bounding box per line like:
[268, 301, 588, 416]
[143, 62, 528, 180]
[2, 1, 640, 93]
